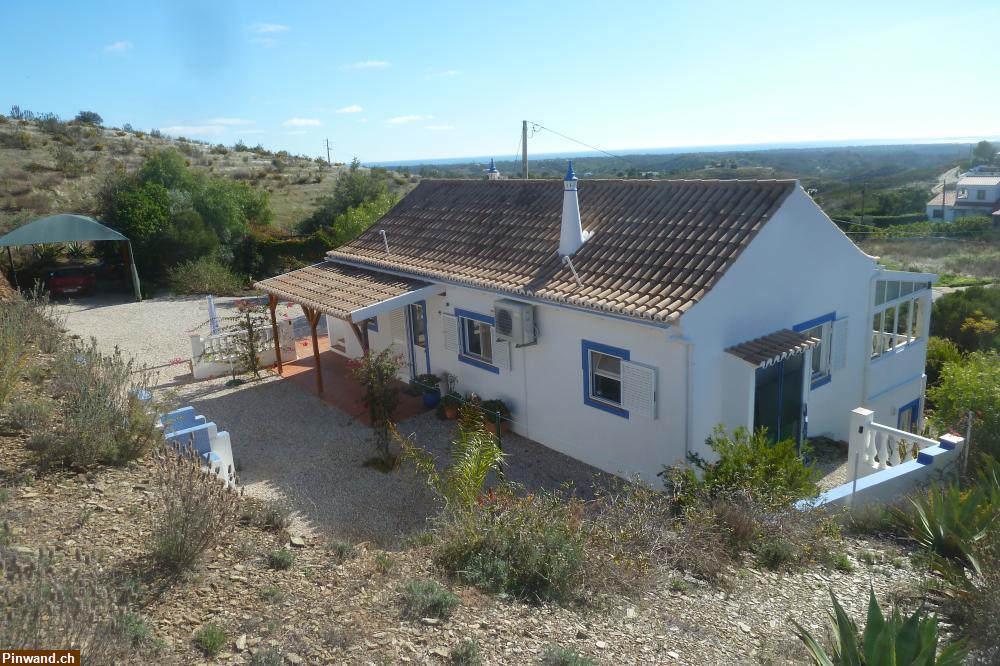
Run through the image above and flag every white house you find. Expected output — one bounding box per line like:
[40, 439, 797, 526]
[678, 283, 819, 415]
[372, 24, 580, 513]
[257, 166, 934, 482]
[926, 174, 1000, 222]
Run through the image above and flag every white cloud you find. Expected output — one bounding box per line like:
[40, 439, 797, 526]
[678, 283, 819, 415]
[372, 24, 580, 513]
[282, 118, 323, 127]
[387, 114, 433, 124]
[343, 60, 390, 70]
[440, 69, 459, 76]
[425, 125, 454, 131]
[208, 117, 255, 126]
[336, 105, 364, 114]
[357, 118, 369, 124]
[161, 125, 225, 137]
[251, 23, 290, 33]
[104, 41, 133, 53]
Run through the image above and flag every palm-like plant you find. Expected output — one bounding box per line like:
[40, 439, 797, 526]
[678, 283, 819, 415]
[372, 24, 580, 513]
[793, 588, 967, 665]
[894, 482, 994, 574]
[792, 589, 966, 666]
[400, 402, 505, 512]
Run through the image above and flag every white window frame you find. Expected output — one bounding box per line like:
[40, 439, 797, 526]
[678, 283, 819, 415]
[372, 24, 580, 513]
[460, 316, 494, 365]
[871, 279, 929, 360]
[801, 321, 833, 385]
[589, 350, 624, 407]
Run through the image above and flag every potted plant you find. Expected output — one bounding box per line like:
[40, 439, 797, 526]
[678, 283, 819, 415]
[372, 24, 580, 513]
[441, 391, 462, 420]
[413, 373, 442, 408]
[480, 399, 511, 435]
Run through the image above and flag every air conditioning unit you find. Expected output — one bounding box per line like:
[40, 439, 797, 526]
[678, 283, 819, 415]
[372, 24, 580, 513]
[494, 299, 536, 345]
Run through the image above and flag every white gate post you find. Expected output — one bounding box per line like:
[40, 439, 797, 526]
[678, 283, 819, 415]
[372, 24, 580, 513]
[848, 407, 875, 482]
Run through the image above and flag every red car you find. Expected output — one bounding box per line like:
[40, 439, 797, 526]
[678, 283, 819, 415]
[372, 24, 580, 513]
[47, 266, 96, 297]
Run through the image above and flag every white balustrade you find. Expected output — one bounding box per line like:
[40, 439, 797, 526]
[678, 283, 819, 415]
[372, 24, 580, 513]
[848, 407, 939, 481]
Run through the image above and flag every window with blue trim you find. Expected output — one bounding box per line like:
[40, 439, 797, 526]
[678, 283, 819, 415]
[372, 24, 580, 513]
[794, 312, 835, 389]
[582, 340, 630, 418]
[455, 309, 499, 374]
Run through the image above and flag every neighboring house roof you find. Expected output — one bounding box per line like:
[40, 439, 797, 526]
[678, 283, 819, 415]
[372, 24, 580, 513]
[328, 179, 797, 323]
[726, 329, 820, 368]
[926, 190, 957, 207]
[957, 176, 1000, 187]
[254, 262, 432, 321]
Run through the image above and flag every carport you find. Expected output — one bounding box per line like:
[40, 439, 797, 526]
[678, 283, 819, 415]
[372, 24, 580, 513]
[0, 214, 142, 301]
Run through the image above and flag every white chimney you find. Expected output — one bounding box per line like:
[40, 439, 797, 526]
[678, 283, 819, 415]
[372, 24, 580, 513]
[559, 161, 590, 256]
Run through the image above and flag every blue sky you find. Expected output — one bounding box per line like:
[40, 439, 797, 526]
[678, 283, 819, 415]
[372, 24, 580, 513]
[2, 1, 998, 163]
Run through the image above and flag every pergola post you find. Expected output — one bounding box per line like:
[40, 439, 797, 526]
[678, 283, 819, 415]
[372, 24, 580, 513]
[267, 294, 283, 374]
[349, 320, 371, 354]
[302, 305, 324, 395]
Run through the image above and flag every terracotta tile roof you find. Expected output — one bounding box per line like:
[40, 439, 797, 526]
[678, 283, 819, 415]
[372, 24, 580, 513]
[726, 329, 820, 368]
[927, 190, 957, 207]
[328, 179, 797, 323]
[253, 262, 431, 319]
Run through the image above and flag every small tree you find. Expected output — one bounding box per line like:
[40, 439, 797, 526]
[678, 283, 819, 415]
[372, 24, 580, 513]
[225, 298, 270, 379]
[350, 349, 404, 467]
[74, 110, 103, 126]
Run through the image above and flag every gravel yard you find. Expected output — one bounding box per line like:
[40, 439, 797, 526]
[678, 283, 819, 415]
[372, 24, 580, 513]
[54, 293, 611, 547]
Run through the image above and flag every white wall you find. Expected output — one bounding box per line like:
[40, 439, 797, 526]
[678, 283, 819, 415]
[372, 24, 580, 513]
[358, 284, 689, 482]
[681, 186, 881, 457]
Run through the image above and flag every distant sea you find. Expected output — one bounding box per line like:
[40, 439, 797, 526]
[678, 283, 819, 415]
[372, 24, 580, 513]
[367, 136, 997, 168]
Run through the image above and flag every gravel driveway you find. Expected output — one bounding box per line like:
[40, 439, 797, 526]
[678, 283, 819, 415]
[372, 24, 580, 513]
[55, 293, 611, 547]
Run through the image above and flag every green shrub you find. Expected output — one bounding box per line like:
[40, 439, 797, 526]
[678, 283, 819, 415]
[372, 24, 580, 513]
[0, 546, 139, 661]
[374, 552, 394, 574]
[828, 552, 855, 573]
[665, 426, 820, 508]
[248, 646, 284, 666]
[397, 579, 459, 620]
[241, 497, 293, 532]
[756, 537, 799, 571]
[434, 485, 586, 603]
[166, 256, 246, 296]
[540, 644, 597, 666]
[931, 286, 1000, 353]
[148, 448, 241, 573]
[193, 624, 226, 657]
[793, 588, 967, 665]
[6, 397, 53, 431]
[925, 336, 962, 387]
[928, 351, 1000, 462]
[328, 539, 355, 562]
[449, 638, 483, 665]
[39, 340, 160, 468]
[267, 548, 294, 570]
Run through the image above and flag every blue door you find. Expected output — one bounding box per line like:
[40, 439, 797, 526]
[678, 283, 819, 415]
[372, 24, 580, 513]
[898, 399, 920, 433]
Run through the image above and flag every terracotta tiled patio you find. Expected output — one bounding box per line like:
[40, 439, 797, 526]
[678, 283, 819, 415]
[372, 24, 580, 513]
[278, 335, 425, 425]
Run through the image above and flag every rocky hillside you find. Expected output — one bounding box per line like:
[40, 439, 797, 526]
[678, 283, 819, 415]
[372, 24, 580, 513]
[0, 115, 349, 234]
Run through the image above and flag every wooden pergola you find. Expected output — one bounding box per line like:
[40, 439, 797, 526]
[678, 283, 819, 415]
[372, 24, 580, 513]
[254, 261, 438, 395]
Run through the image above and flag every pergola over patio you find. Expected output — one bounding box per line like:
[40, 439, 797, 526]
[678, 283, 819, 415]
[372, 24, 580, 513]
[253, 261, 439, 394]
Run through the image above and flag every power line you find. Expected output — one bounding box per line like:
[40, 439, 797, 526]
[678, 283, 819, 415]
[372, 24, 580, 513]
[524, 120, 633, 167]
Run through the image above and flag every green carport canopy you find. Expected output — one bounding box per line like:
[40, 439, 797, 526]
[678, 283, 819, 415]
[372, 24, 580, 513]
[0, 214, 142, 301]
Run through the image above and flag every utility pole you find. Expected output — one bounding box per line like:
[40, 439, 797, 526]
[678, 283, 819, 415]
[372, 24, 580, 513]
[859, 182, 867, 226]
[522, 120, 528, 179]
[325, 139, 332, 166]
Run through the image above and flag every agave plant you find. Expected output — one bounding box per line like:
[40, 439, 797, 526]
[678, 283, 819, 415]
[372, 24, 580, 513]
[793, 588, 967, 665]
[894, 482, 993, 573]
